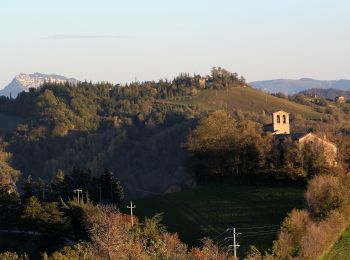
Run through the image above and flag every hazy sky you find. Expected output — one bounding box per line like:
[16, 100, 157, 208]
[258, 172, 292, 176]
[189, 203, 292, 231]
[1, 0, 350, 88]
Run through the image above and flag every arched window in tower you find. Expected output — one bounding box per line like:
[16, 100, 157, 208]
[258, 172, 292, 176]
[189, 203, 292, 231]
[277, 115, 280, 123]
[283, 115, 286, 124]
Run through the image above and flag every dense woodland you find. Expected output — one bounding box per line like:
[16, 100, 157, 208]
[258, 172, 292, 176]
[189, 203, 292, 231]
[0, 67, 247, 198]
[1, 68, 350, 258]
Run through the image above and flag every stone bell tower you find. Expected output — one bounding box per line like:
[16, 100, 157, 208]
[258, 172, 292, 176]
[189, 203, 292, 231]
[272, 110, 290, 134]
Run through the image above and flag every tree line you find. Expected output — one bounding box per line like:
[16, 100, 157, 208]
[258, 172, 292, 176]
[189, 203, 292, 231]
[185, 110, 337, 183]
[0, 68, 245, 198]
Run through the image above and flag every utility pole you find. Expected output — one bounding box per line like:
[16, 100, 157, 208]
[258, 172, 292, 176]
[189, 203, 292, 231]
[41, 187, 46, 200]
[110, 181, 113, 204]
[226, 228, 241, 259]
[73, 189, 83, 204]
[127, 201, 136, 227]
[99, 184, 102, 203]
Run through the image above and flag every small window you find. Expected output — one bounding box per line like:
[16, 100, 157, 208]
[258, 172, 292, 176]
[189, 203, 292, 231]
[277, 115, 280, 123]
[283, 115, 286, 124]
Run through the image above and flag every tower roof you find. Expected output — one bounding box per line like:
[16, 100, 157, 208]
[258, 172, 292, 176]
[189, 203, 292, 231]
[272, 110, 289, 115]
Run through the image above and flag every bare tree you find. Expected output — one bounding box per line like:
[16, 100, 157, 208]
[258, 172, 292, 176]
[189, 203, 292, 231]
[86, 205, 130, 260]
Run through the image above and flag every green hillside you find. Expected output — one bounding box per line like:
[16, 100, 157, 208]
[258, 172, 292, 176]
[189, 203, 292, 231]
[323, 226, 350, 260]
[128, 183, 304, 256]
[173, 87, 322, 119]
[0, 113, 23, 134]
[0, 233, 41, 259]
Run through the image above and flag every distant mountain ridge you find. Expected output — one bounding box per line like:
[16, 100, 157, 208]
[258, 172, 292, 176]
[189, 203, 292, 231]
[250, 78, 350, 95]
[0, 73, 78, 98]
[298, 88, 350, 100]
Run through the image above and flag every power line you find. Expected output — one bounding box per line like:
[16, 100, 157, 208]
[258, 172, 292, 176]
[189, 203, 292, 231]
[214, 225, 278, 241]
[212, 229, 228, 242]
[132, 188, 282, 252]
[237, 225, 281, 230]
[217, 239, 230, 248]
[226, 228, 241, 258]
[136, 187, 218, 235]
[214, 225, 281, 258]
[134, 188, 164, 195]
[215, 235, 229, 245]
[240, 231, 279, 238]
[242, 229, 280, 235]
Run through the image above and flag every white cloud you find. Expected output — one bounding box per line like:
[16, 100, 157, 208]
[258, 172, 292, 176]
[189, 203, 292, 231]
[42, 34, 128, 40]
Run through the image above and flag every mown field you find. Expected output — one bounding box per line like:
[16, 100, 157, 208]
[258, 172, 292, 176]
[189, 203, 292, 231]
[0, 113, 23, 134]
[0, 233, 41, 258]
[173, 87, 323, 119]
[323, 226, 350, 260]
[0, 232, 67, 259]
[129, 183, 305, 256]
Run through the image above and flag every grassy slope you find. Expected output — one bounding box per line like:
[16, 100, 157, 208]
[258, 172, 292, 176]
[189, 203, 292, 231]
[0, 233, 41, 258]
[128, 183, 304, 255]
[0, 113, 23, 134]
[0, 232, 67, 259]
[323, 226, 350, 260]
[173, 87, 322, 119]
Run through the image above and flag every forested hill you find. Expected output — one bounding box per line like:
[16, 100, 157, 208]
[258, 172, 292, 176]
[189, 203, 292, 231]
[250, 78, 350, 95]
[298, 88, 350, 99]
[172, 86, 322, 119]
[0, 68, 331, 198]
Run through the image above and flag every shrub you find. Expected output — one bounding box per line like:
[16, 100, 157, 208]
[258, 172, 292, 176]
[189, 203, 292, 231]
[245, 245, 262, 260]
[148, 233, 189, 260]
[0, 252, 28, 260]
[265, 174, 350, 260]
[299, 210, 347, 259]
[271, 209, 310, 258]
[306, 175, 343, 218]
[191, 238, 234, 260]
[45, 243, 94, 260]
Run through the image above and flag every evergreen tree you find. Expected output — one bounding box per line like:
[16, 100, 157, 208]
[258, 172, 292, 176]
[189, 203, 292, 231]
[39, 202, 66, 234]
[0, 186, 21, 228]
[22, 175, 34, 199]
[21, 196, 42, 228]
[99, 169, 124, 205]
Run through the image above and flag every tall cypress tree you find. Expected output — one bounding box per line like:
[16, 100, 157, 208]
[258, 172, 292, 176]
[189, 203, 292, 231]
[99, 169, 124, 205]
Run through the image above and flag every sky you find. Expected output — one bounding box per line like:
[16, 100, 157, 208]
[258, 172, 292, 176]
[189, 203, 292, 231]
[1, 0, 350, 88]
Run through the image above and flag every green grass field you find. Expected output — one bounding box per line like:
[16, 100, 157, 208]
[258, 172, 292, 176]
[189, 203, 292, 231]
[0, 232, 68, 259]
[128, 183, 305, 256]
[323, 226, 350, 260]
[173, 87, 322, 119]
[0, 233, 41, 258]
[0, 113, 23, 134]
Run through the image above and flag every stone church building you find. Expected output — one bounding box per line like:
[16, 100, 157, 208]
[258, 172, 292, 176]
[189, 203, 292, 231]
[264, 110, 337, 167]
[263, 110, 291, 134]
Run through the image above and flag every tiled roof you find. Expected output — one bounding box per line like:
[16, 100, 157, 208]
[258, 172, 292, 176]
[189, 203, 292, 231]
[274, 133, 307, 141]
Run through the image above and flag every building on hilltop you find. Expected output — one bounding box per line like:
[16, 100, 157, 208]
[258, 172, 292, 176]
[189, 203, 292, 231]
[264, 110, 337, 167]
[198, 77, 206, 88]
[197, 76, 213, 89]
[335, 96, 346, 103]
